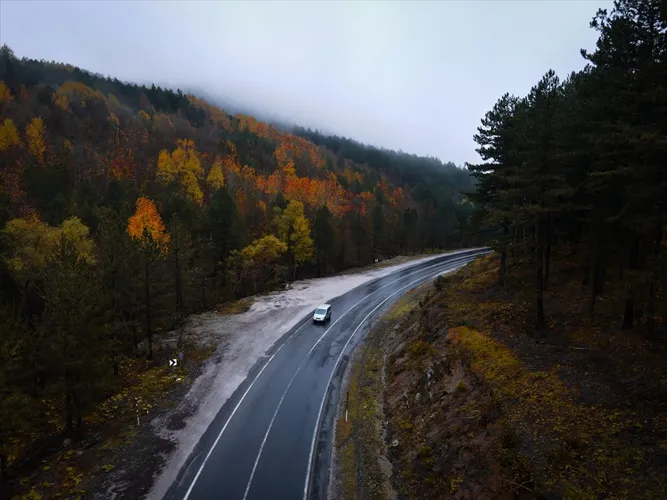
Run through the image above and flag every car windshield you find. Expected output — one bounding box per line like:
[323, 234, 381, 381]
[315, 308, 327, 315]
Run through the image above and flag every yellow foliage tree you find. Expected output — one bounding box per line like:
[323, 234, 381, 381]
[206, 162, 225, 190]
[0, 81, 12, 104]
[277, 200, 314, 278]
[0, 118, 20, 152]
[3, 217, 58, 280]
[156, 139, 204, 205]
[25, 117, 46, 163]
[53, 93, 69, 110]
[2, 216, 96, 287]
[137, 109, 151, 124]
[60, 217, 96, 263]
[227, 234, 287, 293]
[241, 234, 288, 264]
[290, 213, 314, 266]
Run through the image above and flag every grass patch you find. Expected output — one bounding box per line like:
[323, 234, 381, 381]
[216, 296, 254, 315]
[448, 326, 656, 498]
[333, 281, 430, 500]
[381, 251, 667, 499]
[334, 335, 386, 500]
[12, 343, 214, 499]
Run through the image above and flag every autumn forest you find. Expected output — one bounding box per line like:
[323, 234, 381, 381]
[0, 43, 480, 490]
[2, 0, 666, 496]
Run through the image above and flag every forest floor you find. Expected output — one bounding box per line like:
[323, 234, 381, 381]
[332, 252, 667, 499]
[5, 252, 452, 500]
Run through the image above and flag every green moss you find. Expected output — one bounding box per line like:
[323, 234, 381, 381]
[449, 475, 463, 493]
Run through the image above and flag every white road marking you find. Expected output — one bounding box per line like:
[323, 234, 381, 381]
[302, 258, 477, 500]
[240, 258, 464, 499]
[181, 319, 310, 500]
[181, 251, 481, 500]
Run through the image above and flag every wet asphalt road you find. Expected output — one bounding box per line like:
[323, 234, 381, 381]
[166, 248, 489, 500]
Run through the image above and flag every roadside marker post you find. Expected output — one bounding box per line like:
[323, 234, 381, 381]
[345, 391, 349, 422]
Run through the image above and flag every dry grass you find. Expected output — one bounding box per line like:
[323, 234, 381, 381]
[333, 284, 432, 500]
[216, 296, 254, 315]
[381, 252, 667, 499]
[11, 344, 214, 500]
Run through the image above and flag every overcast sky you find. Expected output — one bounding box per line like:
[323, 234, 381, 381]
[1, 0, 611, 166]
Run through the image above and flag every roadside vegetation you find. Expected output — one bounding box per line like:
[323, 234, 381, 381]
[332, 285, 433, 500]
[339, 253, 667, 499]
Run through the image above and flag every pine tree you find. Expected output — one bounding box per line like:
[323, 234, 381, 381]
[40, 232, 106, 428]
[467, 93, 520, 286]
[582, 0, 667, 328]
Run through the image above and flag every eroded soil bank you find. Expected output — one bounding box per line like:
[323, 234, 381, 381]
[331, 254, 667, 499]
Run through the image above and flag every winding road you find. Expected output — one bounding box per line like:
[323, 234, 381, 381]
[165, 248, 489, 500]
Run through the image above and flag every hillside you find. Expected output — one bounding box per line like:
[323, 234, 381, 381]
[337, 253, 667, 499]
[332, 2, 667, 499]
[0, 44, 482, 497]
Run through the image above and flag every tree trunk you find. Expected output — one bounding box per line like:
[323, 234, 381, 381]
[621, 294, 635, 329]
[543, 216, 553, 289]
[145, 259, 153, 360]
[582, 246, 590, 287]
[0, 451, 6, 485]
[201, 275, 207, 309]
[646, 221, 663, 337]
[590, 239, 604, 313]
[536, 218, 545, 329]
[499, 221, 508, 286]
[132, 316, 138, 350]
[74, 372, 82, 428]
[621, 232, 639, 330]
[65, 379, 74, 429]
[174, 244, 182, 315]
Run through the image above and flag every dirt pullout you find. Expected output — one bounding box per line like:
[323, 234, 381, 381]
[339, 253, 667, 500]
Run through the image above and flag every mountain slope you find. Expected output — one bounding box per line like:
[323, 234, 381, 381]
[0, 44, 483, 498]
[0, 44, 477, 257]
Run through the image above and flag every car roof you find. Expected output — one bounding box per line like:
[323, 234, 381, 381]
[317, 304, 331, 309]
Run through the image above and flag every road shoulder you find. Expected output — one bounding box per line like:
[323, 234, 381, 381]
[6, 253, 460, 500]
[329, 281, 433, 500]
[332, 252, 667, 499]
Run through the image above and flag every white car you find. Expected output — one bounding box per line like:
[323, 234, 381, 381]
[313, 304, 332, 323]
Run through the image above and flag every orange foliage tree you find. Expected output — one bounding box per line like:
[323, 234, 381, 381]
[127, 196, 170, 251]
[0, 81, 12, 104]
[127, 196, 170, 360]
